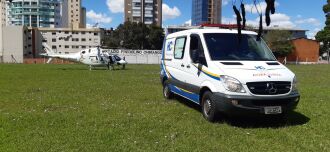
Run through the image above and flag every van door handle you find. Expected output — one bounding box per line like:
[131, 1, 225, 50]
[187, 65, 191, 69]
[181, 64, 185, 67]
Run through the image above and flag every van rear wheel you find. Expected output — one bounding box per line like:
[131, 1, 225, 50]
[163, 81, 173, 99]
[202, 91, 217, 122]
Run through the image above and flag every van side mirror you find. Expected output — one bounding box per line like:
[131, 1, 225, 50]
[191, 49, 199, 63]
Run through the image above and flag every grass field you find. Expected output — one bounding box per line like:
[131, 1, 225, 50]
[0, 64, 329, 151]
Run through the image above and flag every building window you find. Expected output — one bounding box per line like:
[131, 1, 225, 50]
[81, 38, 86, 41]
[52, 46, 57, 49]
[52, 32, 56, 35]
[65, 45, 69, 48]
[94, 33, 98, 36]
[82, 46, 86, 49]
[52, 38, 56, 42]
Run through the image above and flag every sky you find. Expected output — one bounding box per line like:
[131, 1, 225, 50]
[83, 0, 326, 39]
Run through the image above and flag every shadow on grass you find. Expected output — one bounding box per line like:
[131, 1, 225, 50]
[173, 95, 310, 129]
[173, 95, 201, 112]
[223, 112, 310, 129]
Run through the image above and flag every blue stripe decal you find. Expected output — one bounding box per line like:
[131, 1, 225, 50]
[160, 62, 167, 78]
[169, 84, 200, 104]
[161, 62, 178, 81]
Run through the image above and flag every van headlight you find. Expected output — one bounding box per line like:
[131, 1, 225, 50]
[292, 76, 298, 92]
[220, 76, 246, 93]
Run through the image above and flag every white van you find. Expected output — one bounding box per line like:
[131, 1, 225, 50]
[160, 28, 300, 122]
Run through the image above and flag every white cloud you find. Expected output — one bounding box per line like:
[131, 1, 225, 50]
[107, 0, 124, 13]
[222, 17, 236, 24]
[86, 23, 96, 29]
[247, 13, 296, 29]
[295, 18, 321, 26]
[244, 2, 280, 14]
[162, 4, 181, 20]
[223, 0, 230, 6]
[307, 28, 321, 40]
[184, 19, 191, 26]
[87, 10, 112, 24]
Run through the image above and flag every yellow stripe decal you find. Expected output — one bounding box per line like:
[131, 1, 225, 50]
[175, 86, 194, 94]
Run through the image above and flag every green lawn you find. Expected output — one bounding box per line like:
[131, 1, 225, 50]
[0, 64, 329, 152]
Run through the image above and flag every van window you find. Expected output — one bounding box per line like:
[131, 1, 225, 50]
[190, 34, 207, 66]
[174, 37, 186, 59]
[204, 33, 276, 61]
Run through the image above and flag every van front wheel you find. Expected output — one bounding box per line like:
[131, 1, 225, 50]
[202, 91, 217, 122]
[163, 81, 173, 99]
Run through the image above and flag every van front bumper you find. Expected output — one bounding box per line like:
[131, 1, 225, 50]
[213, 92, 300, 116]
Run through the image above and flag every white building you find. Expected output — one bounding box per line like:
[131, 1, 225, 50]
[0, 0, 6, 62]
[2, 26, 28, 63]
[0, 0, 5, 26]
[25, 27, 103, 58]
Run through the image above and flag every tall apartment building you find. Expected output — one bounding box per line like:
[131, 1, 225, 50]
[59, 0, 86, 29]
[6, 0, 61, 28]
[192, 0, 222, 26]
[124, 0, 162, 26]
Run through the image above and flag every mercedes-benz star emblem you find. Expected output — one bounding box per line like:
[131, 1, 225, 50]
[266, 83, 278, 94]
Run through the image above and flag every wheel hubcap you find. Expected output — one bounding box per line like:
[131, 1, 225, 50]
[204, 99, 212, 116]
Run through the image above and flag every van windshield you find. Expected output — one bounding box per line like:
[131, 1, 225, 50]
[203, 33, 276, 61]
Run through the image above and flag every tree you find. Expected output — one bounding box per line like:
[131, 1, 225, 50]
[103, 28, 120, 48]
[265, 30, 294, 57]
[264, 30, 294, 58]
[104, 22, 164, 50]
[148, 25, 164, 50]
[315, 0, 330, 55]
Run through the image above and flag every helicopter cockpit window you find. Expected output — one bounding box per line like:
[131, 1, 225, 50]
[114, 55, 121, 61]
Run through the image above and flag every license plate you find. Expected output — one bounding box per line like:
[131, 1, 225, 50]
[264, 106, 282, 114]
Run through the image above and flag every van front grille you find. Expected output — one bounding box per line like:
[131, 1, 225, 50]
[246, 81, 291, 95]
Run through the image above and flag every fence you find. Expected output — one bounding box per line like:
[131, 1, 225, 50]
[22, 49, 163, 64]
[279, 57, 330, 65]
[104, 49, 162, 64]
